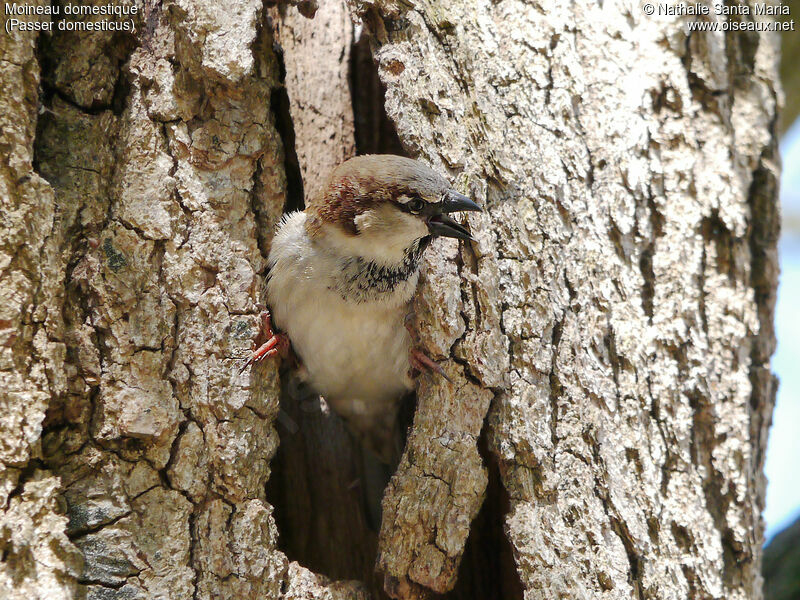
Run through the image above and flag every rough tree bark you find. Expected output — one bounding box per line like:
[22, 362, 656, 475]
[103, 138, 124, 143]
[0, 1, 780, 600]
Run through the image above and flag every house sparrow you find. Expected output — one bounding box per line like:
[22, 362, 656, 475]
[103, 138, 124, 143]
[244, 154, 481, 463]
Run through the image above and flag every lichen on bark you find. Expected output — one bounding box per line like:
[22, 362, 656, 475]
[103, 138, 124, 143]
[347, 1, 780, 599]
[1, 1, 364, 598]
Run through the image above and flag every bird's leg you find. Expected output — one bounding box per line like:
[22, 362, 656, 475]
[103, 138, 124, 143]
[240, 309, 290, 373]
[405, 313, 451, 382]
[409, 348, 452, 382]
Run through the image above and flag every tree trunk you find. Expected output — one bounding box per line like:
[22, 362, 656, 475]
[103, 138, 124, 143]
[0, 1, 779, 600]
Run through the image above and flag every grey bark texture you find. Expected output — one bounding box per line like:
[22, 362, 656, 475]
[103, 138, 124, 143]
[0, 1, 780, 600]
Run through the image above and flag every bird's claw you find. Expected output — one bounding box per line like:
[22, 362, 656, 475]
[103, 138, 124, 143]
[240, 310, 289, 374]
[409, 347, 451, 382]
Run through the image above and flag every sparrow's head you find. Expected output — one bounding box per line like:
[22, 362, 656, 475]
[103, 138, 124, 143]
[306, 155, 481, 264]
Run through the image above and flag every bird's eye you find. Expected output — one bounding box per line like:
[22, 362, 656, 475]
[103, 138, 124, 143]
[407, 197, 425, 214]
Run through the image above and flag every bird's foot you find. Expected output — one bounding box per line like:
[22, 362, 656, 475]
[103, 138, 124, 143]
[405, 312, 451, 382]
[408, 347, 451, 382]
[240, 310, 289, 373]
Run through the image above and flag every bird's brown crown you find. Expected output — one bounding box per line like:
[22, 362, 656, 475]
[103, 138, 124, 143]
[305, 154, 449, 237]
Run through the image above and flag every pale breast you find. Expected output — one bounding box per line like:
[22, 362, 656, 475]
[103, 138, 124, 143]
[266, 212, 414, 421]
[281, 295, 413, 404]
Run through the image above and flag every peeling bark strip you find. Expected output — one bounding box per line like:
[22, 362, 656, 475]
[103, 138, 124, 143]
[0, 1, 780, 600]
[347, 1, 780, 599]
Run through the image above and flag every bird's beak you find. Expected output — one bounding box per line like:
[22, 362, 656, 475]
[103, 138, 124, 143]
[427, 190, 482, 241]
